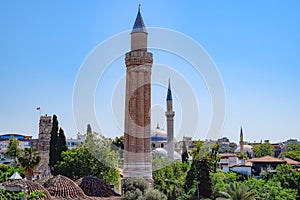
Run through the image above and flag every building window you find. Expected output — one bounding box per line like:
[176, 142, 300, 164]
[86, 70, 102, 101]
[161, 143, 164, 148]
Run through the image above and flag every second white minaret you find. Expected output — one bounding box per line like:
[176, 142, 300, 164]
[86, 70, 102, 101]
[165, 79, 175, 160]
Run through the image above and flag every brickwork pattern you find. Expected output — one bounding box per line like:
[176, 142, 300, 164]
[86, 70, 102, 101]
[123, 49, 153, 180]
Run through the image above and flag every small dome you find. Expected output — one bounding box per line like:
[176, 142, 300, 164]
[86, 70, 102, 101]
[221, 137, 229, 142]
[151, 127, 167, 142]
[152, 128, 167, 137]
[234, 145, 253, 154]
[153, 148, 168, 157]
[174, 151, 181, 160]
[76, 176, 120, 197]
[42, 175, 87, 199]
[4, 179, 52, 200]
[153, 148, 181, 160]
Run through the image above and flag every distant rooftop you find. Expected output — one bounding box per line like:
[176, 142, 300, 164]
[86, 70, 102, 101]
[248, 155, 286, 163]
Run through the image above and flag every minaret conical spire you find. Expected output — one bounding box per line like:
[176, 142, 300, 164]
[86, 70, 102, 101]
[167, 78, 173, 101]
[132, 4, 147, 33]
[240, 126, 244, 154]
[165, 78, 175, 160]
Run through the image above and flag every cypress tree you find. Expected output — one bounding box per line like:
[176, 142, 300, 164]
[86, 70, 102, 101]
[57, 128, 68, 162]
[49, 115, 59, 173]
[87, 124, 92, 135]
[49, 115, 68, 175]
[181, 141, 189, 163]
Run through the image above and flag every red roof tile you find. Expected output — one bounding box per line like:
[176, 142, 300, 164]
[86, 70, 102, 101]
[283, 157, 300, 165]
[247, 155, 286, 163]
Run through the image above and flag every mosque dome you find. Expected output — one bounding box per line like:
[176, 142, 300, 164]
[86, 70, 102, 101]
[153, 148, 181, 160]
[235, 144, 254, 155]
[151, 124, 167, 142]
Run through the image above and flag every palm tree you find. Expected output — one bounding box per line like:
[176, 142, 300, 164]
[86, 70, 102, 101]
[18, 147, 41, 180]
[217, 182, 258, 200]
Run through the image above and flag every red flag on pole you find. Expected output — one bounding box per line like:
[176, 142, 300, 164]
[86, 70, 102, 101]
[36, 107, 40, 110]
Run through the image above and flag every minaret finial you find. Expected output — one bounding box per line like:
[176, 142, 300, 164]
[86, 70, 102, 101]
[167, 78, 172, 101]
[132, 4, 147, 33]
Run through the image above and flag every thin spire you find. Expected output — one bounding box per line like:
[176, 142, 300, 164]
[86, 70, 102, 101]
[132, 4, 147, 33]
[240, 126, 243, 136]
[166, 78, 172, 100]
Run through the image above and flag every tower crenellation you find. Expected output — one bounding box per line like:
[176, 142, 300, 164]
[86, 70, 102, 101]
[125, 51, 153, 67]
[38, 115, 52, 141]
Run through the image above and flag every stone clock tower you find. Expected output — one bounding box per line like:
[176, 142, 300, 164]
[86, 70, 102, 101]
[123, 6, 153, 184]
[31, 115, 52, 177]
[39, 115, 52, 141]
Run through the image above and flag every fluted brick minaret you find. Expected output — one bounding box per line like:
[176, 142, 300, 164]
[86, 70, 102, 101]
[123, 5, 153, 183]
[240, 126, 244, 154]
[165, 79, 175, 160]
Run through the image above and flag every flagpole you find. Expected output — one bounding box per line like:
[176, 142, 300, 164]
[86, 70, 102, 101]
[36, 107, 41, 116]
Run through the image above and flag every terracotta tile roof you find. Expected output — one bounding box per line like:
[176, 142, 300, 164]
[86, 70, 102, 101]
[283, 157, 300, 165]
[219, 153, 237, 158]
[76, 176, 120, 197]
[233, 161, 253, 167]
[42, 175, 88, 199]
[35, 176, 52, 185]
[247, 155, 286, 163]
[4, 179, 52, 200]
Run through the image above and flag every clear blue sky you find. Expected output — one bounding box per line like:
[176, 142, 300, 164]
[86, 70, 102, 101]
[0, 1, 299, 143]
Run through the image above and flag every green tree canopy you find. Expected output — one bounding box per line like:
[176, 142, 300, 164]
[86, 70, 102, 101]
[152, 157, 190, 200]
[210, 169, 298, 200]
[245, 177, 297, 200]
[84, 131, 120, 168]
[0, 164, 24, 183]
[281, 142, 300, 162]
[183, 141, 220, 199]
[5, 136, 21, 162]
[55, 132, 121, 190]
[26, 190, 47, 200]
[18, 147, 41, 180]
[122, 177, 167, 200]
[112, 136, 124, 159]
[217, 182, 258, 200]
[253, 142, 274, 157]
[273, 164, 300, 190]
